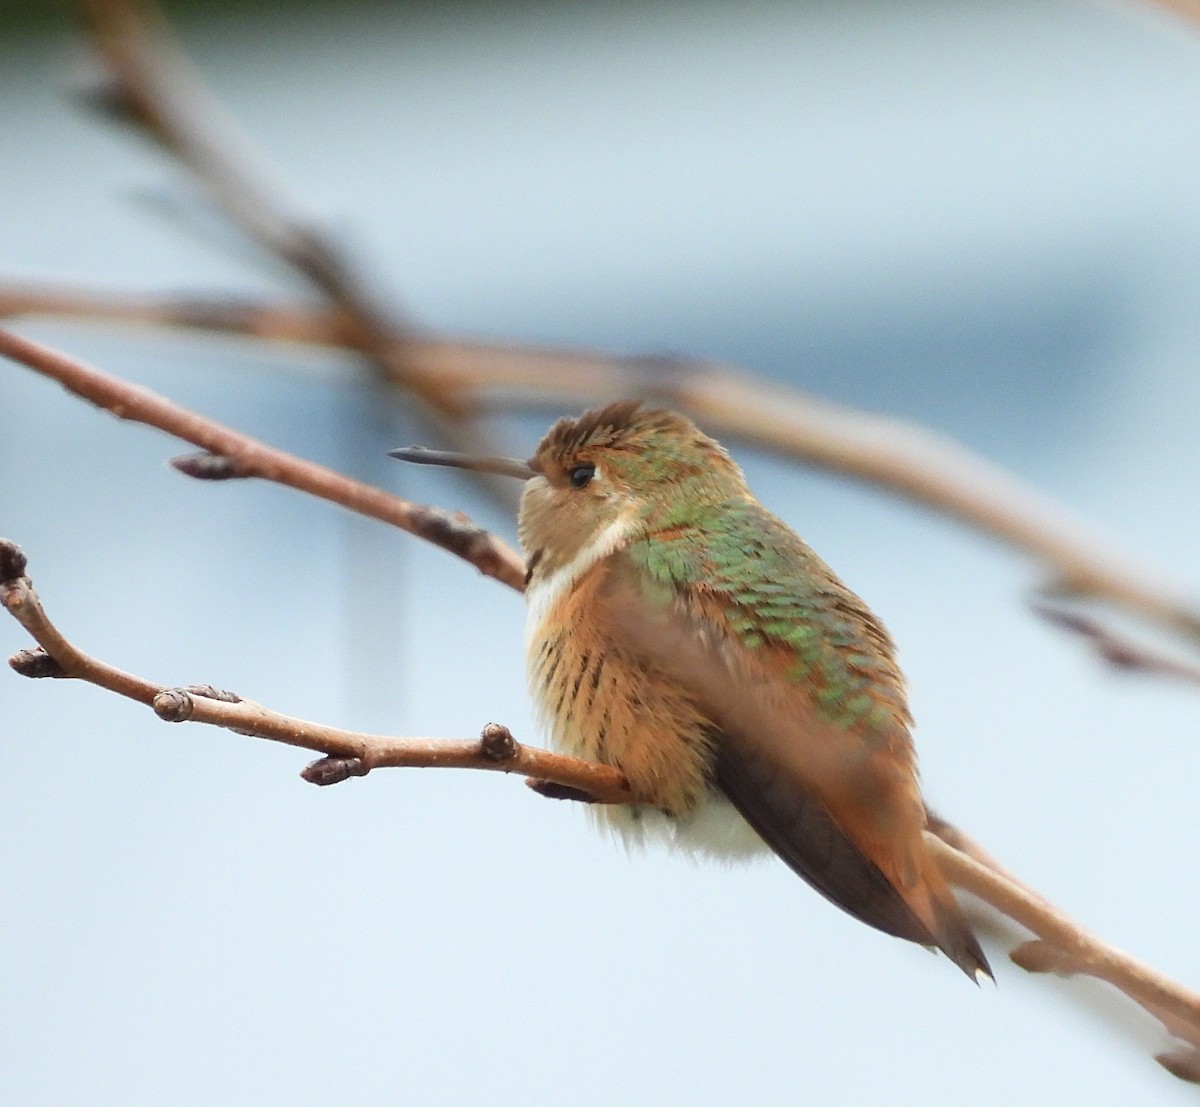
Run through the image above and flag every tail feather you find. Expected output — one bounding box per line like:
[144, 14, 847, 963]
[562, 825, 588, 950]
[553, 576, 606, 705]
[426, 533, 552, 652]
[904, 857, 992, 983]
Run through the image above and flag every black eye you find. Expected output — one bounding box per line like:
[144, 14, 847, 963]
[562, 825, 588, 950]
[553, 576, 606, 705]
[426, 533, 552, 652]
[568, 464, 595, 489]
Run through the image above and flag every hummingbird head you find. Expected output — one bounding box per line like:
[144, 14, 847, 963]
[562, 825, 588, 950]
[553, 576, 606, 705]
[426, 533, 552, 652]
[390, 400, 748, 579]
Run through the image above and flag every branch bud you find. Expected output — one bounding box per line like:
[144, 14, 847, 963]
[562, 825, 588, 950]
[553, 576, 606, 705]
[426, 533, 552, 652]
[9, 647, 65, 679]
[153, 688, 194, 722]
[0, 539, 28, 583]
[479, 722, 517, 761]
[170, 452, 245, 480]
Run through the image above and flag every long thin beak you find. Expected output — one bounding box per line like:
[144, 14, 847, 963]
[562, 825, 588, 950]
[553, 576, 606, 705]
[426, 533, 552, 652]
[387, 446, 536, 480]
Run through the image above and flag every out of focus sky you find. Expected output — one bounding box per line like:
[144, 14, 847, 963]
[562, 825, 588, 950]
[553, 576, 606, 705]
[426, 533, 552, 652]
[3, 2, 1200, 1104]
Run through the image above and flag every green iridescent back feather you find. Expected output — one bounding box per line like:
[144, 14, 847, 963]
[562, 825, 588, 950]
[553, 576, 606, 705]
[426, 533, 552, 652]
[626, 497, 911, 735]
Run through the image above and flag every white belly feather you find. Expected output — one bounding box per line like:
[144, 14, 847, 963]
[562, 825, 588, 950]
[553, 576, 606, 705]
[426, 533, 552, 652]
[612, 797, 771, 861]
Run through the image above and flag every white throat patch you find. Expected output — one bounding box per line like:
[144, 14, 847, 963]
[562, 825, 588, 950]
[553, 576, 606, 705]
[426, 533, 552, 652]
[524, 512, 635, 648]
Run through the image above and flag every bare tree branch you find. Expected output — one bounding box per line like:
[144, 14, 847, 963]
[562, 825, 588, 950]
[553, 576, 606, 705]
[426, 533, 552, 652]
[3, 534, 1197, 1082]
[0, 538, 631, 798]
[76, 0, 525, 509]
[0, 541, 161, 705]
[0, 327, 525, 592]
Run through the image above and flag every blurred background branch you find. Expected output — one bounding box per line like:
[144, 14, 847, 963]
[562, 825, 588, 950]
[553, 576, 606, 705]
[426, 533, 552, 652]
[2, 0, 1195, 650]
[78, 0, 527, 508]
[5, 282, 1200, 655]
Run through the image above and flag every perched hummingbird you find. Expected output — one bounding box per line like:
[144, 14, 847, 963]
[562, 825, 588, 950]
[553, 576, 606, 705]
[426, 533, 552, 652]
[391, 401, 990, 981]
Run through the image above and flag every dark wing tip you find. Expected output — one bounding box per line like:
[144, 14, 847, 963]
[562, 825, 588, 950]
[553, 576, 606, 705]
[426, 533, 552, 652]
[715, 750, 937, 946]
[716, 746, 992, 984]
[944, 929, 994, 985]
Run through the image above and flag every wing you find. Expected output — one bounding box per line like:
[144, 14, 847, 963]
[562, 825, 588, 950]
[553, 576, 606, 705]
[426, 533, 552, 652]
[710, 730, 936, 945]
[596, 504, 989, 977]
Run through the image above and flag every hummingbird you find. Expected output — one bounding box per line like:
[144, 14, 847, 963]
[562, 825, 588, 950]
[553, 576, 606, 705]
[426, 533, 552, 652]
[391, 401, 990, 981]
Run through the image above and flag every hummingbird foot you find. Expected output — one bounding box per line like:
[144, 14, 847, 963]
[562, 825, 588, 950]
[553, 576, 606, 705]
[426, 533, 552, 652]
[525, 778, 601, 804]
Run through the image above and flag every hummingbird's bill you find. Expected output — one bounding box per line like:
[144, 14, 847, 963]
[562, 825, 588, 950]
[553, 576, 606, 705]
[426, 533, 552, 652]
[388, 446, 535, 480]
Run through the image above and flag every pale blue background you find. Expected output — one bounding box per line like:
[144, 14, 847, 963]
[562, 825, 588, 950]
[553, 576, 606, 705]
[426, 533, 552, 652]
[2, 2, 1200, 1104]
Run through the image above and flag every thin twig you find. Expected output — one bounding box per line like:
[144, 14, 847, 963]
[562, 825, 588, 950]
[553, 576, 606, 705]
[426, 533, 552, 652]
[1033, 600, 1200, 687]
[0, 537, 630, 798]
[0, 541, 160, 705]
[75, 0, 422, 385]
[928, 834, 1200, 1080]
[3, 533, 1197, 1081]
[0, 284, 354, 346]
[5, 284, 1198, 646]
[76, 0, 524, 509]
[929, 811, 1200, 1074]
[0, 327, 525, 591]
